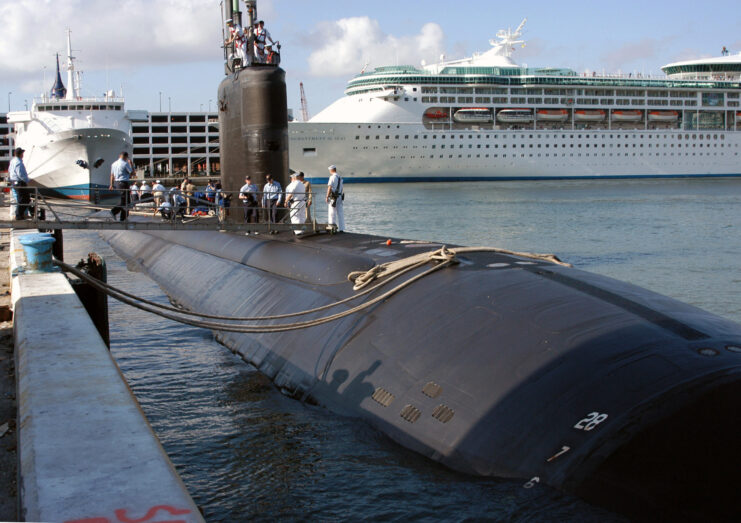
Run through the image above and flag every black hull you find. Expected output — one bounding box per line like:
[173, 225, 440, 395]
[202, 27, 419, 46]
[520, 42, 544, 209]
[102, 229, 741, 520]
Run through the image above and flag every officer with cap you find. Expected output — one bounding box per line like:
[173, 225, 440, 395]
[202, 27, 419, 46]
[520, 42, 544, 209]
[325, 165, 345, 232]
[8, 147, 30, 220]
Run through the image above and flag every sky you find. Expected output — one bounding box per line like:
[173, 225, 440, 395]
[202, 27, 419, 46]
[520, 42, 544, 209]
[2, 0, 741, 117]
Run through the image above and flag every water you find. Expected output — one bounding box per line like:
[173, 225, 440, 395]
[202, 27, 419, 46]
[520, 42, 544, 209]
[64, 177, 741, 521]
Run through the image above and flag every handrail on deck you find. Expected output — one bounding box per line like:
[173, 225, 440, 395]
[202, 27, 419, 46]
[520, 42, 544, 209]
[0, 186, 333, 234]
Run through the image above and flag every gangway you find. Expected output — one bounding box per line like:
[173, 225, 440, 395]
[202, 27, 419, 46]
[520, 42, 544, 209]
[0, 188, 333, 234]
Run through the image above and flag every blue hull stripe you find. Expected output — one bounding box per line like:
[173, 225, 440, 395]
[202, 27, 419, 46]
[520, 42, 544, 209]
[304, 173, 741, 184]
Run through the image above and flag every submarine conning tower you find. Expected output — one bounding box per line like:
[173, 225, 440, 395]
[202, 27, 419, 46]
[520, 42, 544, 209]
[218, 0, 289, 193]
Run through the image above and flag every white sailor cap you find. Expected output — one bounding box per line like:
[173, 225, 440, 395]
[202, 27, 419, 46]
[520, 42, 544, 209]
[328, 165, 336, 171]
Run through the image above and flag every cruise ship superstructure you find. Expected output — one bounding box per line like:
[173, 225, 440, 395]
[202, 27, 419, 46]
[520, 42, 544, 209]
[289, 20, 741, 181]
[7, 31, 136, 199]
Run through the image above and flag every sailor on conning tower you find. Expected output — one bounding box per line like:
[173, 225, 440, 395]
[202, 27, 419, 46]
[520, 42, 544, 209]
[225, 18, 250, 67]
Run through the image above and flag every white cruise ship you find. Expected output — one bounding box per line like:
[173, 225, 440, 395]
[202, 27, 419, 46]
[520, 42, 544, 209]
[288, 20, 741, 182]
[7, 31, 136, 200]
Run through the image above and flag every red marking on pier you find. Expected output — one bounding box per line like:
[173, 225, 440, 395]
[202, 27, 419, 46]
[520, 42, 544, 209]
[65, 504, 192, 523]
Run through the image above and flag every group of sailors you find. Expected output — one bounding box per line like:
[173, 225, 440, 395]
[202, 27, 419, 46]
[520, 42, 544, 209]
[238, 165, 344, 233]
[225, 18, 280, 67]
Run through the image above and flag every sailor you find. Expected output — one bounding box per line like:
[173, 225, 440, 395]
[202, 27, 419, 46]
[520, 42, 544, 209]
[239, 175, 259, 223]
[284, 171, 306, 234]
[152, 179, 166, 207]
[225, 19, 249, 67]
[154, 200, 174, 220]
[257, 20, 274, 46]
[297, 172, 312, 223]
[325, 165, 345, 232]
[254, 20, 274, 63]
[262, 174, 282, 225]
[8, 148, 30, 220]
[169, 187, 187, 217]
[109, 151, 134, 221]
[140, 180, 153, 202]
[252, 22, 265, 64]
[129, 181, 140, 203]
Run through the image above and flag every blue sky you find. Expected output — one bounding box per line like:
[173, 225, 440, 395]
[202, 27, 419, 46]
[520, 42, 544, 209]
[2, 0, 740, 116]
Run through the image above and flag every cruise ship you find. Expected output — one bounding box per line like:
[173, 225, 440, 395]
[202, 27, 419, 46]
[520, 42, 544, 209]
[288, 20, 741, 182]
[7, 31, 137, 199]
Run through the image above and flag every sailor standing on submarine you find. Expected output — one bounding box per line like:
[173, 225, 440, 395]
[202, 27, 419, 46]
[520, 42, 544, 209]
[284, 171, 306, 234]
[326, 165, 345, 232]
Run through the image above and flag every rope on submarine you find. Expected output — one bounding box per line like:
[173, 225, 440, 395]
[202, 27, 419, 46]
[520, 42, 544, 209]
[54, 246, 570, 334]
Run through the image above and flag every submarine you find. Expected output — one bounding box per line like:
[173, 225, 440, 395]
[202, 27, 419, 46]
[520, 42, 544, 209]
[101, 2, 741, 519]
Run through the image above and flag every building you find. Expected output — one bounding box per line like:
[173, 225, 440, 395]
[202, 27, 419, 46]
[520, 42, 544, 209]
[0, 114, 14, 174]
[130, 112, 220, 178]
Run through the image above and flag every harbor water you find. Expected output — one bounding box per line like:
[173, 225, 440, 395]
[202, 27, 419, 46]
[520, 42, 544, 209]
[64, 177, 741, 521]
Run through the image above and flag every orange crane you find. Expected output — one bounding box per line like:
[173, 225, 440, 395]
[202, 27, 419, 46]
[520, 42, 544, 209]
[299, 82, 309, 122]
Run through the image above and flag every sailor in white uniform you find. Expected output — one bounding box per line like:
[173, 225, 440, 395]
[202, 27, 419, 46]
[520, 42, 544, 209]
[284, 172, 307, 234]
[254, 20, 274, 63]
[325, 165, 345, 232]
[225, 19, 249, 67]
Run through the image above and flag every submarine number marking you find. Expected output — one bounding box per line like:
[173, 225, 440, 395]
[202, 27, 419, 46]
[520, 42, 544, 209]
[573, 412, 608, 431]
[546, 446, 571, 462]
[523, 476, 540, 489]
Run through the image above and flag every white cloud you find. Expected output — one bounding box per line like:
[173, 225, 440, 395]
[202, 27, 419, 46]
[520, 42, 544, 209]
[307, 17, 446, 76]
[0, 0, 235, 82]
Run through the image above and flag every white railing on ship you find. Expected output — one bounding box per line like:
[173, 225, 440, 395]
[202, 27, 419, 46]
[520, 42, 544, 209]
[34, 96, 125, 104]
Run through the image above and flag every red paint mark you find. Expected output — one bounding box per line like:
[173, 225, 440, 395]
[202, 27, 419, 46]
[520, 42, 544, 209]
[114, 505, 191, 523]
[65, 505, 192, 523]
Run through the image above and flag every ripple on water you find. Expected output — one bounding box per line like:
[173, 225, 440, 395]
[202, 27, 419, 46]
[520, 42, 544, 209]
[57, 174, 741, 522]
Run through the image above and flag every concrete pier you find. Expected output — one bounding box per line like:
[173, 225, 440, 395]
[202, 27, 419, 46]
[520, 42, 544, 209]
[10, 231, 204, 523]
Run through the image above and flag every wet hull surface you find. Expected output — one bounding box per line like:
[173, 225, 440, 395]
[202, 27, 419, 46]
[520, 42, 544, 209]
[102, 229, 741, 520]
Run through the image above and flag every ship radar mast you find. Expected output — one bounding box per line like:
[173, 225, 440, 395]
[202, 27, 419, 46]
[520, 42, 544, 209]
[489, 18, 527, 58]
[64, 29, 81, 100]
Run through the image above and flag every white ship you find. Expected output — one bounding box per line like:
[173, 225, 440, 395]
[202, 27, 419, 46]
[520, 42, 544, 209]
[7, 31, 136, 199]
[288, 20, 741, 182]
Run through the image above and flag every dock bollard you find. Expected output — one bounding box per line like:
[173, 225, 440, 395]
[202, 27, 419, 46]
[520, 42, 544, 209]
[18, 233, 56, 272]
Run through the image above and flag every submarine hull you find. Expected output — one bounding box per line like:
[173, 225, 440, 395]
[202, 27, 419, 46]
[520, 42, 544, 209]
[102, 229, 741, 520]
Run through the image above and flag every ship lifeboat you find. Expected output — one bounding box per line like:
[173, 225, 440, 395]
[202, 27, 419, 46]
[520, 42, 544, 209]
[611, 110, 643, 122]
[648, 110, 679, 122]
[574, 109, 606, 122]
[536, 109, 568, 122]
[424, 108, 449, 120]
[453, 107, 493, 123]
[496, 108, 534, 123]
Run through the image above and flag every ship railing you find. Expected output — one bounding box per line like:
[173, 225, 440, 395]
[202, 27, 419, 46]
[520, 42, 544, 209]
[34, 96, 126, 104]
[0, 186, 335, 234]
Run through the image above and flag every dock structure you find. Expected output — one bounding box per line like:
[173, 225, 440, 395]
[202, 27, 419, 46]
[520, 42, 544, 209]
[0, 190, 330, 234]
[10, 230, 204, 523]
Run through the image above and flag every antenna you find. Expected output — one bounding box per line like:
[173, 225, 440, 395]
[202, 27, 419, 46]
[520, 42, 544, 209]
[299, 82, 309, 122]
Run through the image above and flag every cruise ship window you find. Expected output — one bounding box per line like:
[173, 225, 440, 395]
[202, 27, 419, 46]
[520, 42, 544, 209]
[385, 136, 389, 139]
[395, 135, 399, 139]
[355, 136, 359, 140]
[375, 136, 379, 139]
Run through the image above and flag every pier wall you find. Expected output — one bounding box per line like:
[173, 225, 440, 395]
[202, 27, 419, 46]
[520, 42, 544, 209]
[10, 231, 203, 523]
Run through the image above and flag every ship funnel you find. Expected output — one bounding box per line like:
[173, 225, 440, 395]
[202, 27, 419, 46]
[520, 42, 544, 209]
[50, 53, 67, 99]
